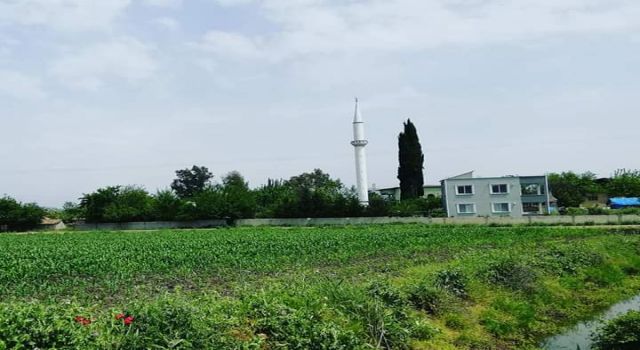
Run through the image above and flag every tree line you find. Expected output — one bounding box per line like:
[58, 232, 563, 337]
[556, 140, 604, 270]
[3, 117, 638, 230]
[54, 166, 442, 224]
[548, 169, 640, 208]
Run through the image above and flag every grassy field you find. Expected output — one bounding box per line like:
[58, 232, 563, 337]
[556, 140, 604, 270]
[1, 225, 639, 349]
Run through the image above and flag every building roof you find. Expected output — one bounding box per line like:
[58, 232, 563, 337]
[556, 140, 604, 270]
[374, 185, 441, 191]
[443, 171, 546, 181]
[41, 217, 62, 225]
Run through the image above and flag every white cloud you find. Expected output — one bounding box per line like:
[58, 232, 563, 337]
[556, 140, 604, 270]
[51, 37, 158, 90]
[196, 31, 263, 59]
[0, 0, 132, 31]
[152, 17, 180, 31]
[199, 0, 640, 60]
[0, 70, 46, 100]
[143, 0, 183, 8]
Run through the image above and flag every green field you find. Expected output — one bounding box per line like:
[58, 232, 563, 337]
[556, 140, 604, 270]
[1, 225, 639, 349]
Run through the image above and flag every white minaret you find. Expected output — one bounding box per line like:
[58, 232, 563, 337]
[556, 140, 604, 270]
[351, 98, 369, 205]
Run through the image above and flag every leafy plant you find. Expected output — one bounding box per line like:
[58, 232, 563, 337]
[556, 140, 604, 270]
[482, 258, 537, 292]
[435, 268, 469, 298]
[406, 282, 445, 315]
[592, 310, 640, 349]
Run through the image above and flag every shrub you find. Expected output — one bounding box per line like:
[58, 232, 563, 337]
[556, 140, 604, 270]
[248, 297, 363, 350]
[366, 281, 406, 308]
[592, 311, 640, 350]
[435, 269, 469, 298]
[482, 258, 537, 292]
[406, 282, 444, 315]
[536, 246, 604, 275]
[584, 264, 625, 287]
[410, 319, 440, 340]
[566, 207, 589, 216]
[0, 302, 91, 349]
[444, 313, 466, 330]
[587, 206, 609, 215]
[481, 296, 536, 339]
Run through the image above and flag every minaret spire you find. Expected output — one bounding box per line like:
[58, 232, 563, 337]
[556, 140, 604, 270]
[351, 97, 369, 205]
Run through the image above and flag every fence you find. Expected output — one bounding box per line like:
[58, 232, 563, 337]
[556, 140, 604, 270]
[235, 215, 640, 227]
[74, 219, 227, 231]
[50, 215, 640, 232]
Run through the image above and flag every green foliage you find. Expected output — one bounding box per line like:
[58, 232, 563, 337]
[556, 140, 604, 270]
[152, 189, 182, 221]
[435, 268, 469, 299]
[535, 246, 604, 275]
[584, 264, 625, 287]
[256, 169, 365, 218]
[364, 192, 392, 217]
[444, 313, 467, 330]
[592, 310, 640, 350]
[566, 207, 589, 216]
[607, 169, 640, 198]
[80, 186, 121, 223]
[60, 201, 84, 223]
[390, 197, 443, 217]
[366, 281, 406, 308]
[220, 171, 256, 219]
[248, 295, 362, 349]
[407, 281, 445, 315]
[181, 186, 224, 220]
[397, 119, 425, 201]
[0, 302, 91, 349]
[0, 196, 45, 231]
[171, 165, 213, 199]
[548, 172, 599, 208]
[80, 186, 155, 223]
[481, 296, 536, 339]
[103, 186, 154, 223]
[0, 225, 639, 349]
[482, 258, 538, 292]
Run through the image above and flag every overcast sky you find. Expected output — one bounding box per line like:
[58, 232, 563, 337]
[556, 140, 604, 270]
[1, 0, 639, 207]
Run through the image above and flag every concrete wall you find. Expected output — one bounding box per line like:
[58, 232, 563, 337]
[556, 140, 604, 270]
[63, 215, 640, 231]
[236, 214, 640, 227]
[74, 219, 227, 231]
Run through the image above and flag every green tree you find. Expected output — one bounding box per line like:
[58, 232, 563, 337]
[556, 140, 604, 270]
[254, 179, 290, 218]
[548, 172, 598, 208]
[103, 186, 153, 223]
[260, 169, 363, 218]
[398, 119, 425, 201]
[187, 186, 224, 220]
[607, 169, 640, 197]
[221, 171, 256, 219]
[152, 189, 182, 221]
[284, 169, 346, 218]
[0, 196, 45, 231]
[365, 192, 392, 217]
[60, 202, 84, 223]
[171, 165, 213, 199]
[80, 186, 120, 223]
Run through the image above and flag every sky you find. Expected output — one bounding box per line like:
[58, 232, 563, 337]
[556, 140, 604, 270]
[1, 0, 639, 207]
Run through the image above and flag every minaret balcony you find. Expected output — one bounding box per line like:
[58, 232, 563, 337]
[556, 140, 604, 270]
[351, 140, 368, 147]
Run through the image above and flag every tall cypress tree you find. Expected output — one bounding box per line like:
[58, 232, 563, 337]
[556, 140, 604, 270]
[397, 119, 424, 200]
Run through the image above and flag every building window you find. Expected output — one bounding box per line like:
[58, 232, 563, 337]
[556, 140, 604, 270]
[456, 185, 474, 195]
[521, 184, 543, 195]
[490, 184, 509, 194]
[492, 202, 511, 213]
[523, 202, 542, 214]
[457, 203, 476, 214]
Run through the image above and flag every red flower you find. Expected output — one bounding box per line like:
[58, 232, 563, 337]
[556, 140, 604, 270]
[123, 316, 134, 326]
[115, 313, 125, 320]
[74, 316, 91, 326]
